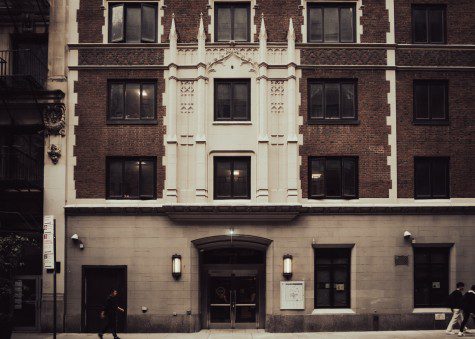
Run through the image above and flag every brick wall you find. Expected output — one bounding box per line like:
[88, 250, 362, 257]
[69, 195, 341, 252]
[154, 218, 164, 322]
[255, 0, 302, 42]
[74, 70, 166, 199]
[396, 71, 475, 198]
[163, 0, 209, 43]
[360, 1, 389, 43]
[395, 0, 475, 44]
[299, 69, 391, 199]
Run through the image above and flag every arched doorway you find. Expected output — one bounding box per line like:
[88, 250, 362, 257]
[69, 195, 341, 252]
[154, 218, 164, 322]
[192, 235, 271, 329]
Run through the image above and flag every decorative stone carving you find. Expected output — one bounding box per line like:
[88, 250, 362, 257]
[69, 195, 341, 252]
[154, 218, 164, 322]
[179, 81, 194, 115]
[206, 47, 259, 72]
[43, 104, 66, 136]
[47, 144, 61, 164]
[270, 81, 285, 116]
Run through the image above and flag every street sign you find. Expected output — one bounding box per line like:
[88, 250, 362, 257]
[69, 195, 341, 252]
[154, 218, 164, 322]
[43, 215, 55, 270]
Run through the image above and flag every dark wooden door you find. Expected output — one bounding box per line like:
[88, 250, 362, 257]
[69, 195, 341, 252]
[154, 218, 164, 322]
[82, 266, 127, 332]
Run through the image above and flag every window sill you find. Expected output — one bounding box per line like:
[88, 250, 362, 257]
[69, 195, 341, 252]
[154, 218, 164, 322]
[413, 308, 451, 314]
[107, 120, 158, 125]
[308, 120, 360, 125]
[212, 121, 252, 125]
[312, 308, 355, 315]
[413, 120, 449, 126]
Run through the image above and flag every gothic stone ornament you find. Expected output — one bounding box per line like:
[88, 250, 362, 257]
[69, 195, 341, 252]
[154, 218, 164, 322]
[43, 104, 66, 136]
[47, 144, 61, 164]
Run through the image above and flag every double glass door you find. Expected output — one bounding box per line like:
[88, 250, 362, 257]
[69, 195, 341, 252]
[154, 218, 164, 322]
[208, 269, 258, 329]
[13, 276, 41, 331]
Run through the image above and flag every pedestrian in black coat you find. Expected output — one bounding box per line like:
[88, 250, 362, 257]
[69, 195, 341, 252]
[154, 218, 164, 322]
[458, 285, 475, 337]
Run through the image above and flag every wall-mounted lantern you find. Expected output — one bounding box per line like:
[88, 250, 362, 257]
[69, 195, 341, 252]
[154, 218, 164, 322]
[283, 254, 293, 280]
[172, 254, 182, 280]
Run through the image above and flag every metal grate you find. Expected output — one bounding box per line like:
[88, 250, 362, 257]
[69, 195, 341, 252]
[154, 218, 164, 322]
[395, 255, 409, 266]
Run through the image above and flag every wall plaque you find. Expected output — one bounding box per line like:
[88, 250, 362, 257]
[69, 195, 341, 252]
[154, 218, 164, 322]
[280, 281, 305, 310]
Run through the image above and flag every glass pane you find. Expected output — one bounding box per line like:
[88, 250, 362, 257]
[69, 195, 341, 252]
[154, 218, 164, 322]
[217, 7, 232, 41]
[414, 84, 429, 119]
[125, 83, 140, 119]
[341, 83, 355, 118]
[123, 160, 139, 198]
[325, 83, 340, 119]
[431, 250, 448, 264]
[310, 84, 323, 119]
[324, 8, 339, 42]
[215, 159, 232, 198]
[111, 5, 124, 42]
[233, 83, 248, 119]
[429, 9, 444, 43]
[333, 267, 348, 307]
[316, 269, 330, 307]
[216, 83, 231, 119]
[142, 5, 156, 42]
[415, 159, 431, 197]
[141, 84, 155, 119]
[430, 84, 446, 120]
[233, 7, 248, 41]
[340, 7, 354, 42]
[109, 84, 124, 119]
[232, 159, 249, 198]
[126, 6, 141, 43]
[139, 160, 154, 197]
[326, 159, 341, 197]
[309, 8, 323, 42]
[414, 251, 430, 264]
[432, 159, 448, 197]
[342, 158, 356, 197]
[310, 159, 325, 197]
[413, 9, 427, 43]
[108, 160, 122, 197]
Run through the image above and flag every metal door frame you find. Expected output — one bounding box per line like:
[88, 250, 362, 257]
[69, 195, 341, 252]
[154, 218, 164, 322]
[81, 265, 127, 333]
[13, 275, 42, 332]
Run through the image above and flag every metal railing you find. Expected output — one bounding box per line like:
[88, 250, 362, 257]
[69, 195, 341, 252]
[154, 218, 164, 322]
[0, 49, 48, 88]
[0, 146, 43, 186]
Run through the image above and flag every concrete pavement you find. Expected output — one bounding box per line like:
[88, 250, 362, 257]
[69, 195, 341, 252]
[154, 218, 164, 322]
[11, 331, 474, 339]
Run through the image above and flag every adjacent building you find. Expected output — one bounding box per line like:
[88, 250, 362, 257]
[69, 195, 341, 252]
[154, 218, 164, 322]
[1, 0, 474, 333]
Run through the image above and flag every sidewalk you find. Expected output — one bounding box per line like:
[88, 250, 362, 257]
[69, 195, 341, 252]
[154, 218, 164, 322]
[11, 330, 473, 339]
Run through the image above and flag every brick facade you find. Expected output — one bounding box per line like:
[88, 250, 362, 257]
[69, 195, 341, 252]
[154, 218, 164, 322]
[74, 69, 166, 199]
[299, 69, 391, 199]
[396, 71, 475, 198]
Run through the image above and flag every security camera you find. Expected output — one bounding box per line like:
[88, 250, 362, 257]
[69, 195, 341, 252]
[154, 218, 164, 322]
[403, 231, 415, 243]
[71, 234, 79, 240]
[71, 234, 85, 250]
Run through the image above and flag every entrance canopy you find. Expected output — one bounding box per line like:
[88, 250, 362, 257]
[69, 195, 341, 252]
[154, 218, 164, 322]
[192, 235, 272, 251]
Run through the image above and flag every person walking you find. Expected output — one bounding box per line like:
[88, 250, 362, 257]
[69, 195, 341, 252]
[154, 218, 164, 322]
[98, 288, 125, 339]
[447, 282, 467, 334]
[458, 285, 475, 337]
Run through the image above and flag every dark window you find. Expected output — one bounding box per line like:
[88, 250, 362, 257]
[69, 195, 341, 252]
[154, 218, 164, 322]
[412, 5, 446, 44]
[308, 80, 357, 123]
[215, 79, 250, 121]
[109, 3, 157, 43]
[413, 81, 448, 123]
[108, 81, 156, 123]
[214, 157, 250, 199]
[309, 157, 358, 199]
[308, 3, 355, 43]
[107, 157, 156, 199]
[414, 247, 450, 307]
[315, 248, 351, 308]
[215, 3, 250, 42]
[414, 157, 449, 199]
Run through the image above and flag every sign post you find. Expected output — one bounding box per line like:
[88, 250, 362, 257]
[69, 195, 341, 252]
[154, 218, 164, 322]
[43, 215, 56, 339]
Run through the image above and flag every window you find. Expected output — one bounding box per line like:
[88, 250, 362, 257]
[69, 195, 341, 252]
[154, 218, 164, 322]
[214, 157, 250, 199]
[414, 157, 449, 199]
[308, 80, 357, 123]
[309, 157, 358, 199]
[107, 157, 156, 199]
[414, 247, 450, 307]
[215, 2, 250, 42]
[108, 81, 156, 123]
[315, 248, 351, 308]
[412, 5, 446, 44]
[214, 79, 250, 121]
[413, 80, 448, 124]
[109, 3, 157, 43]
[308, 3, 356, 43]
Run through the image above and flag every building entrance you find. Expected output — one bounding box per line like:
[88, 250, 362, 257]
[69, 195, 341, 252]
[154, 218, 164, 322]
[201, 248, 265, 329]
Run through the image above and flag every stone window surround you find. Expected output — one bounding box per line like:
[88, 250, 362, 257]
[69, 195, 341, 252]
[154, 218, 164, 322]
[207, 0, 258, 43]
[101, 0, 164, 44]
[301, 0, 363, 44]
